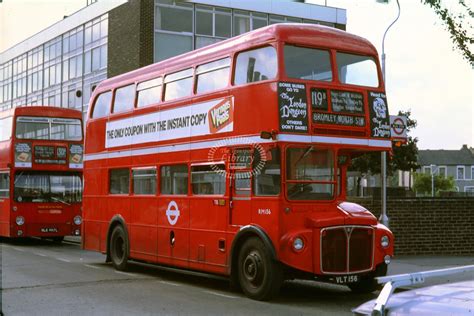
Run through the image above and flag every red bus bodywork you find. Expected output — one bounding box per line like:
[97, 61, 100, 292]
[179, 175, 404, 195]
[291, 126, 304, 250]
[0, 106, 83, 239]
[83, 24, 394, 300]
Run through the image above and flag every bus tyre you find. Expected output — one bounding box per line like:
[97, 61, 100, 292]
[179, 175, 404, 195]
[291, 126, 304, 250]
[348, 263, 387, 294]
[110, 225, 129, 271]
[237, 237, 282, 301]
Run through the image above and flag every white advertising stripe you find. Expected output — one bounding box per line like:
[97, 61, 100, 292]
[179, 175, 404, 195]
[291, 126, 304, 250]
[105, 97, 234, 148]
[85, 134, 391, 162]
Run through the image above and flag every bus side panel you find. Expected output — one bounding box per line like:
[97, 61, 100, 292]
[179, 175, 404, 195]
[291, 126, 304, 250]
[83, 161, 107, 251]
[157, 196, 190, 268]
[0, 198, 11, 237]
[189, 196, 229, 273]
[129, 195, 158, 262]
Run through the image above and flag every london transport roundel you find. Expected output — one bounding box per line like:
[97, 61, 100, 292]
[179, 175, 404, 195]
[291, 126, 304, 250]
[166, 201, 180, 225]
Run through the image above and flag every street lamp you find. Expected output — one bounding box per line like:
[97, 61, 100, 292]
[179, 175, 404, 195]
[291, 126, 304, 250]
[379, 0, 401, 228]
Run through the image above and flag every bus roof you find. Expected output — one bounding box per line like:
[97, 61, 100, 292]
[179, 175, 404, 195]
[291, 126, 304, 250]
[94, 23, 378, 93]
[0, 106, 83, 120]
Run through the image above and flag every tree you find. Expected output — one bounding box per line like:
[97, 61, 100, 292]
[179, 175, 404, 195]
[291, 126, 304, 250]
[421, 0, 473, 65]
[349, 110, 419, 176]
[413, 172, 456, 196]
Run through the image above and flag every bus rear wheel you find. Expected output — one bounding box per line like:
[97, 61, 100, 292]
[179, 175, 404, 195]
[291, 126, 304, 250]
[110, 225, 129, 271]
[237, 237, 282, 301]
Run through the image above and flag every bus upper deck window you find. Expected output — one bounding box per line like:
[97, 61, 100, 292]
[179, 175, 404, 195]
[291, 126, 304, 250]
[113, 84, 136, 113]
[284, 45, 332, 81]
[234, 46, 277, 85]
[164, 68, 193, 101]
[337, 53, 379, 87]
[196, 57, 230, 94]
[137, 77, 162, 107]
[92, 91, 112, 118]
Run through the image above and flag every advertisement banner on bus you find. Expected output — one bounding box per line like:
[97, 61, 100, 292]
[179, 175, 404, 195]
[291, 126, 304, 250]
[105, 97, 234, 148]
[14, 142, 32, 168]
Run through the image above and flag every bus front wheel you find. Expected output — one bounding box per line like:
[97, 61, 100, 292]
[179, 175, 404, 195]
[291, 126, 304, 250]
[237, 237, 282, 301]
[110, 225, 129, 271]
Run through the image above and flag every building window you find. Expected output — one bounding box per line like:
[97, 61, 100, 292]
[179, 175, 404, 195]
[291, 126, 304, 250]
[465, 186, 474, 196]
[471, 166, 474, 180]
[422, 166, 431, 174]
[438, 166, 447, 178]
[110, 169, 130, 194]
[155, 1, 193, 33]
[234, 46, 277, 85]
[154, 32, 193, 62]
[457, 166, 465, 180]
[161, 164, 188, 195]
[133, 168, 157, 195]
[195, 5, 231, 49]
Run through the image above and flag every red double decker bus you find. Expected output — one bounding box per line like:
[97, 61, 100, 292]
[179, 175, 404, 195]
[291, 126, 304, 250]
[0, 106, 83, 241]
[83, 24, 394, 300]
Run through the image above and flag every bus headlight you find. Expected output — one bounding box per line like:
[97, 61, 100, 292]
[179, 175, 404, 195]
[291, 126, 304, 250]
[381, 235, 390, 248]
[293, 237, 304, 251]
[73, 215, 82, 225]
[16, 216, 25, 226]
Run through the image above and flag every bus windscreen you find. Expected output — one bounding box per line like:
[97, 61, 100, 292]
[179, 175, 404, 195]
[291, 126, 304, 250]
[14, 171, 82, 203]
[15, 116, 82, 141]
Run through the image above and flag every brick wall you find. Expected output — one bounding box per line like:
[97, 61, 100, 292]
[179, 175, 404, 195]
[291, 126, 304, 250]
[349, 198, 474, 255]
[108, 0, 154, 78]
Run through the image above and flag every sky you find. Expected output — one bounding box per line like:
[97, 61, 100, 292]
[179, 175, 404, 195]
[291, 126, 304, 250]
[0, 0, 472, 150]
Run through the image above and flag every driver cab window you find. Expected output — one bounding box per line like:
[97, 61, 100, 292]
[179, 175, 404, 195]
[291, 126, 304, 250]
[286, 147, 334, 200]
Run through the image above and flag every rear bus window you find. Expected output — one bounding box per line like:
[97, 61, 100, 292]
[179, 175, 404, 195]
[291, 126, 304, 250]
[161, 165, 188, 195]
[137, 78, 162, 107]
[191, 164, 225, 195]
[132, 168, 157, 195]
[109, 169, 130, 194]
[284, 45, 332, 81]
[234, 46, 277, 85]
[164, 68, 193, 101]
[196, 58, 230, 94]
[92, 91, 112, 118]
[113, 84, 136, 113]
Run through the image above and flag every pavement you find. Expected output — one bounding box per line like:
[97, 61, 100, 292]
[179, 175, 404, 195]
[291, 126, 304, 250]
[65, 236, 474, 289]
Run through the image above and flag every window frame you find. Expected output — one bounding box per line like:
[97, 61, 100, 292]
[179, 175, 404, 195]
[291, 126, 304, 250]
[0, 171, 10, 198]
[137, 77, 163, 108]
[160, 163, 189, 196]
[284, 145, 336, 202]
[195, 57, 231, 94]
[232, 44, 278, 87]
[190, 161, 226, 196]
[335, 51, 381, 88]
[132, 167, 157, 196]
[163, 68, 194, 102]
[283, 44, 333, 82]
[456, 166, 465, 180]
[109, 168, 130, 195]
[112, 84, 137, 114]
[91, 91, 112, 119]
